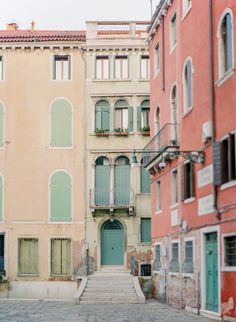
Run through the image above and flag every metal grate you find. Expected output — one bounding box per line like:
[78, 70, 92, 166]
[140, 264, 151, 277]
[225, 236, 236, 267]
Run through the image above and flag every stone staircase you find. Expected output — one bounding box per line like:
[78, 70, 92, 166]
[74, 270, 145, 304]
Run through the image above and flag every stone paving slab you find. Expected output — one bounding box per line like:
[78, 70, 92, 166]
[0, 299, 213, 322]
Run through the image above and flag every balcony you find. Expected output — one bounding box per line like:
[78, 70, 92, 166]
[143, 123, 179, 169]
[90, 188, 134, 215]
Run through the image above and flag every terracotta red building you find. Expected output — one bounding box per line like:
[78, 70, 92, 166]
[144, 0, 236, 320]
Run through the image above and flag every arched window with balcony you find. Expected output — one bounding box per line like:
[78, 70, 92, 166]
[95, 157, 110, 206]
[114, 156, 130, 205]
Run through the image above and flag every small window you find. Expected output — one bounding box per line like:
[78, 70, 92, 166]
[171, 168, 178, 205]
[221, 134, 236, 184]
[154, 244, 161, 271]
[156, 180, 161, 211]
[182, 161, 195, 201]
[183, 0, 191, 16]
[224, 235, 236, 267]
[51, 238, 71, 276]
[95, 100, 110, 132]
[137, 100, 150, 132]
[18, 238, 38, 275]
[154, 43, 160, 75]
[183, 240, 194, 273]
[140, 264, 151, 276]
[140, 55, 150, 79]
[96, 55, 109, 79]
[218, 12, 233, 79]
[114, 100, 133, 132]
[0, 57, 3, 81]
[115, 55, 128, 79]
[140, 218, 151, 243]
[183, 59, 193, 112]
[171, 242, 179, 272]
[170, 13, 177, 50]
[53, 55, 71, 80]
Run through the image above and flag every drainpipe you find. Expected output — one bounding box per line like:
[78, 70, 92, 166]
[208, 0, 220, 219]
[162, 15, 165, 91]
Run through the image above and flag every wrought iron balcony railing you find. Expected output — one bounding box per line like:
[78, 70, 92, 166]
[90, 188, 134, 209]
[143, 123, 179, 168]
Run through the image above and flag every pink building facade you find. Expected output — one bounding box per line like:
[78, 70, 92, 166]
[145, 0, 236, 320]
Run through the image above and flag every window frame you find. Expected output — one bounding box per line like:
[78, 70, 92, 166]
[170, 240, 180, 274]
[95, 55, 110, 80]
[50, 237, 72, 276]
[156, 180, 162, 213]
[170, 12, 177, 53]
[0, 102, 5, 149]
[183, 237, 195, 275]
[182, 0, 192, 19]
[182, 57, 193, 115]
[0, 174, 4, 222]
[171, 168, 178, 207]
[153, 242, 162, 272]
[52, 54, 72, 81]
[154, 43, 160, 77]
[222, 233, 236, 272]
[140, 217, 151, 243]
[217, 9, 234, 83]
[114, 55, 129, 79]
[182, 160, 195, 202]
[140, 54, 150, 79]
[0, 56, 4, 81]
[220, 132, 236, 187]
[17, 237, 39, 276]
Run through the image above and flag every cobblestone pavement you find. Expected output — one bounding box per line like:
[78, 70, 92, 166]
[0, 299, 212, 322]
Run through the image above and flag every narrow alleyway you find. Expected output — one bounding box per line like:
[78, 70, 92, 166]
[0, 299, 212, 322]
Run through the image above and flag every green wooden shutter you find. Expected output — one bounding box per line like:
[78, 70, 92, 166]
[95, 106, 102, 130]
[141, 218, 151, 242]
[181, 164, 186, 201]
[128, 106, 133, 132]
[186, 61, 192, 108]
[0, 176, 2, 220]
[0, 104, 4, 147]
[190, 162, 195, 198]
[141, 164, 150, 193]
[50, 171, 71, 222]
[95, 164, 110, 205]
[51, 99, 72, 147]
[101, 106, 110, 130]
[115, 161, 130, 205]
[226, 14, 233, 71]
[137, 106, 142, 131]
[213, 142, 222, 186]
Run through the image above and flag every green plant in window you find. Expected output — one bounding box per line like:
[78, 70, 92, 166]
[114, 127, 128, 133]
[141, 126, 150, 132]
[95, 128, 109, 134]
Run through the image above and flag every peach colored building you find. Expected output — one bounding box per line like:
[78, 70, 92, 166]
[146, 0, 236, 320]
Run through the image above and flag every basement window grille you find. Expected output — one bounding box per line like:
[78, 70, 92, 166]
[224, 235, 236, 267]
[140, 264, 151, 277]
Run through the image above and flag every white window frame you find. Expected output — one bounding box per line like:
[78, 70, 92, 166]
[140, 54, 150, 79]
[171, 168, 178, 207]
[95, 55, 109, 79]
[222, 233, 236, 272]
[154, 43, 160, 77]
[170, 239, 180, 275]
[183, 237, 195, 276]
[170, 12, 177, 53]
[153, 242, 162, 273]
[182, 57, 193, 115]
[114, 55, 129, 79]
[182, 0, 192, 20]
[52, 54, 72, 81]
[217, 9, 234, 85]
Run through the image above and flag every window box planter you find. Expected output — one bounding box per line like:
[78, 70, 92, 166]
[140, 126, 150, 136]
[113, 128, 129, 136]
[140, 131, 150, 136]
[95, 129, 110, 136]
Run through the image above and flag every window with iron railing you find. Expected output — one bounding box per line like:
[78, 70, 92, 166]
[183, 240, 194, 273]
[18, 238, 38, 275]
[170, 242, 179, 272]
[224, 235, 236, 267]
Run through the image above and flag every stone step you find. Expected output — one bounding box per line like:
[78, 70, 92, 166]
[79, 299, 140, 304]
[81, 294, 138, 300]
[84, 288, 136, 293]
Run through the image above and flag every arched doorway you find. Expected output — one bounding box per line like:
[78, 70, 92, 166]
[101, 220, 124, 266]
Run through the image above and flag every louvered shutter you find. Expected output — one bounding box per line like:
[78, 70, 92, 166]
[229, 133, 236, 181]
[213, 141, 222, 186]
[181, 164, 186, 201]
[137, 106, 142, 131]
[95, 106, 102, 130]
[186, 61, 192, 108]
[190, 162, 195, 198]
[128, 106, 133, 132]
[226, 14, 233, 71]
[101, 106, 110, 130]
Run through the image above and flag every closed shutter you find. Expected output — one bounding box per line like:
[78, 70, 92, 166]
[50, 171, 71, 222]
[95, 165, 110, 205]
[141, 164, 151, 193]
[115, 161, 130, 205]
[137, 106, 142, 131]
[101, 106, 110, 130]
[213, 142, 222, 186]
[141, 218, 151, 243]
[181, 164, 186, 201]
[226, 14, 233, 71]
[0, 176, 2, 220]
[18, 238, 38, 275]
[0, 104, 3, 147]
[128, 106, 133, 132]
[190, 162, 195, 198]
[95, 106, 102, 130]
[229, 133, 236, 181]
[186, 61, 192, 108]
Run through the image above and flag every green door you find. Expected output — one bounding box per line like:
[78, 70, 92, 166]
[114, 157, 130, 205]
[205, 232, 219, 312]
[101, 220, 124, 265]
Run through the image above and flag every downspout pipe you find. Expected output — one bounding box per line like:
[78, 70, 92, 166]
[208, 0, 220, 219]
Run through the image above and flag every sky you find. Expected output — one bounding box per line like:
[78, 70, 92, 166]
[1, 0, 160, 31]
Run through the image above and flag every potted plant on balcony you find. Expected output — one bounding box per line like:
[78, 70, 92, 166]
[95, 128, 110, 136]
[114, 128, 129, 136]
[140, 126, 150, 136]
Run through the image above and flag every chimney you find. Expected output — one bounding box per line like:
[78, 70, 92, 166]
[31, 21, 35, 32]
[6, 23, 19, 31]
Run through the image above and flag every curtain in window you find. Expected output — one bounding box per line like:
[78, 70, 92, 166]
[18, 238, 38, 275]
[50, 171, 72, 222]
[51, 99, 72, 147]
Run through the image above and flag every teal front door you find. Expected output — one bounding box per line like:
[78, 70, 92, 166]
[101, 220, 124, 265]
[205, 232, 219, 312]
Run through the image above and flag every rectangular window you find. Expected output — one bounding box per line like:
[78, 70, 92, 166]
[154, 244, 161, 271]
[140, 55, 150, 78]
[53, 55, 71, 80]
[222, 134, 236, 184]
[0, 57, 3, 81]
[96, 55, 109, 79]
[183, 0, 191, 16]
[156, 180, 161, 211]
[170, 13, 177, 50]
[141, 108, 150, 128]
[18, 238, 38, 275]
[154, 43, 160, 75]
[182, 162, 194, 201]
[171, 242, 179, 272]
[114, 107, 128, 130]
[140, 218, 151, 243]
[183, 240, 194, 273]
[224, 235, 236, 267]
[171, 168, 178, 205]
[51, 238, 71, 276]
[115, 55, 128, 79]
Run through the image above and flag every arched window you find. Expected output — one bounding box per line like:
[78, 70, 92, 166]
[183, 59, 193, 112]
[50, 99, 72, 147]
[0, 175, 3, 221]
[114, 100, 133, 132]
[170, 85, 178, 144]
[95, 157, 110, 206]
[50, 171, 72, 222]
[114, 156, 130, 205]
[95, 100, 110, 132]
[0, 103, 4, 147]
[218, 11, 233, 78]
[140, 159, 150, 193]
[137, 100, 150, 132]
